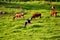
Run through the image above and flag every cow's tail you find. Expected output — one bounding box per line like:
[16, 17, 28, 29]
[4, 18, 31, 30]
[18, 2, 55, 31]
[24, 22, 27, 28]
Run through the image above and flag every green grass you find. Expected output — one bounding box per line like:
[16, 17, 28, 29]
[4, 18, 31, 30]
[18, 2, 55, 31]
[0, 1, 60, 40]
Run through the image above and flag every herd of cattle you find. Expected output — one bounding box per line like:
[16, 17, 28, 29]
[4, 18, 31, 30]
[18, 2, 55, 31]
[0, 6, 58, 28]
[13, 6, 57, 19]
[12, 6, 57, 28]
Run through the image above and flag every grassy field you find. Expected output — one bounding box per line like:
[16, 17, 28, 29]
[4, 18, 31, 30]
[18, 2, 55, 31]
[0, 1, 60, 40]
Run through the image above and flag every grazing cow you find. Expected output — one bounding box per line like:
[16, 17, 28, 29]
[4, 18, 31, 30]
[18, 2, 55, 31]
[24, 18, 31, 28]
[0, 11, 7, 14]
[51, 6, 55, 10]
[31, 12, 41, 20]
[51, 10, 57, 17]
[0, 11, 2, 14]
[13, 13, 24, 19]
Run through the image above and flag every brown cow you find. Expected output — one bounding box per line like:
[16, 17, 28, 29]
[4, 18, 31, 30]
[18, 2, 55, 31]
[31, 12, 41, 20]
[13, 13, 24, 19]
[51, 10, 57, 17]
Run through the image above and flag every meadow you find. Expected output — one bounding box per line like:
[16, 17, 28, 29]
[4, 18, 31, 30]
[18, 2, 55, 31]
[0, 1, 60, 40]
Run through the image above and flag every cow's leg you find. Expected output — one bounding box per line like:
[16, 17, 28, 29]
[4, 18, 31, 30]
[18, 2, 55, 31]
[55, 13, 57, 17]
[24, 22, 27, 28]
[39, 14, 41, 18]
[21, 16, 23, 19]
[31, 17, 33, 20]
[40, 15, 41, 18]
[33, 17, 35, 19]
[18, 15, 21, 18]
[50, 14, 53, 16]
[16, 16, 19, 19]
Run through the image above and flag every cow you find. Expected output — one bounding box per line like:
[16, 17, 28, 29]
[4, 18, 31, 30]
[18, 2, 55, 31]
[13, 13, 24, 19]
[31, 12, 41, 20]
[51, 10, 57, 17]
[24, 18, 31, 28]
[0, 11, 2, 14]
[0, 11, 7, 14]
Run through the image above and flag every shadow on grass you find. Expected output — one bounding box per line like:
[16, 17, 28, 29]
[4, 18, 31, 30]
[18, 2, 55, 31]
[50, 36, 60, 39]
[0, 37, 3, 38]
[45, 16, 50, 18]
[31, 25, 43, 28]
[0, 37, 3, 40]
[38, 21, 43, 23]
[15, 25, 28, 30]
[40, 36, 60, 40]
[56, 15, 60, 17]
[12, 30, 21, 33]
[16, 26, 24, 29]
[11, 26, 23, 33]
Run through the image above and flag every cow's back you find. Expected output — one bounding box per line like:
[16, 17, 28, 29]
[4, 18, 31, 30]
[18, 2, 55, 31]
[15, 14, 21, 17]
[51, 10, 57, 14]
[32, 13, 41, 18]
[33, 13, 41, 17]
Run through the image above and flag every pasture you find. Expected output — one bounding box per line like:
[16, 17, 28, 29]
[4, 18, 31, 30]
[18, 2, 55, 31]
[0, 1, 60, 40]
